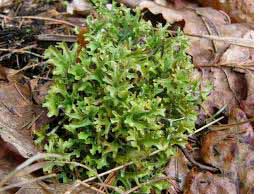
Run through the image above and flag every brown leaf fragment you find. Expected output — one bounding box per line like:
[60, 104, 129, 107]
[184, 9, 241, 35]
[139, 1, 184, 24]
[183, 169, 237, 194]
[67, 0, 93, 16]
[0, 66, 49, 158]
[196, 0, 254, 26]
[200, 108, 253, 193]
[240, 71, 253, 117]
[30, 79, 52, 105]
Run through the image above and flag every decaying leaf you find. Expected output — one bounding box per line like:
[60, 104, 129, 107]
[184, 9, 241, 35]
[0, 157, 46, 194]
[183, 169, 237, 194]
[139, 1, 184, 24]
[0, 0, 12, 9]
[0, 66, 48, 158]
[197, 0, 254, 25]
[30, 79, 53, 105]
[200, 108, 253, 193]
[138, 1, 253, 66]
[67, 0, 93, 16]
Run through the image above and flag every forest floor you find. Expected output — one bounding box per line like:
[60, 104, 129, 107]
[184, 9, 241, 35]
[0, 0, 254, 193]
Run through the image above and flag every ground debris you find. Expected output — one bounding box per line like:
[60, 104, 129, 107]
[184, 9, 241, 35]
[0, 66, 48, 158]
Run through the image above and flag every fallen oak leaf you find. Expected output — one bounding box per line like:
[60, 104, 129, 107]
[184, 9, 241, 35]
[139, 1, 184, 24]
[183, 169, 237, 194]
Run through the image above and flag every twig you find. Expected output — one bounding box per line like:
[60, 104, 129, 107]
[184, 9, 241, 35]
[210, 118, 253, 131]
[177, 145, 219, 172]
[196, 10, 219, 53]
[0, 174, 56, 192]
[36, 34, 77, 42]
[75, 180, 106, 194]
[192, 116, 224, 134]
[32, 76, 53, 81]
[14, 16, 78, 27]
[96, 182, 124, 194]
[0, 45, 43, 58]
[14, 62, 46, 74]
[195, 63, 253, 71]
[184, 33, 253, 48]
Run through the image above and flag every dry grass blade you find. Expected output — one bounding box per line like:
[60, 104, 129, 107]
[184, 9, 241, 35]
[65, 150, 162, 194]
[16, 161, 50, 177]
[210, 118, 253, 131]
[74, 180, 106, 194]
[185, 33, 254, 48]
[193, 116, 224, 134]
[95, 182, 124, 193]
[0, 174, 56, 192]
[0, 44, 43, 58]
[36, 34, 77, 42]
[0, 153, 62, 187]
[14, 16, 78, 27]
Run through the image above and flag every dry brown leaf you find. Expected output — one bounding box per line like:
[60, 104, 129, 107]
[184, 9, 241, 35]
[0, 157, 47, 194]
[0, 66, 48, 158]
[139, 1, 184, 24]
[183, 169, 237, 194]
[66, 0, 93, 16]
[240, 71, 253, 117]
[30, 79, 53, 105]
[0, 0, 12, 9]
[138, 1, 253, 66]
[196, 0, 253, 26]
[200, 108, 253, 192]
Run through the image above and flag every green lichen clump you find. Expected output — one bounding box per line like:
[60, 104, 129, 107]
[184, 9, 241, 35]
[37, 2, 202, 193]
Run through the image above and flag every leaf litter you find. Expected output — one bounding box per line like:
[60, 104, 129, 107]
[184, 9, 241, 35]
[0, 0, 254, 193]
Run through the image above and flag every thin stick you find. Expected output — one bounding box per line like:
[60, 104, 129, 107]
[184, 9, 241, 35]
[14, 62, 46, 74]
[210, 118, 253, 131]
[36, 34, 77, 42]
[16, 161, 50, 177]
[192, 116, 224, 134]
[184, 33, 253, 48]
[177, 145, 219, 172]
[75, 180, 106, 194]
[14, 16, 78, 27]
[0, 174, 56, 192]
[0, 45, 43, 58]
[95, 182, 124, 194]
